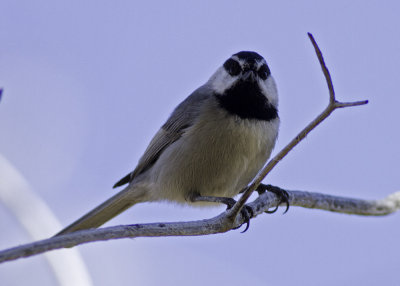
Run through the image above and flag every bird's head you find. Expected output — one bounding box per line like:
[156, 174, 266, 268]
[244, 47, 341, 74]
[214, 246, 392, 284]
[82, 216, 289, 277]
[208, 51, 278, 121]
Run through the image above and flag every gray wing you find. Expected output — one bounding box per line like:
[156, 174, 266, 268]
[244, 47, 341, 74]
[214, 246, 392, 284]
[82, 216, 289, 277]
[113, 85, 212, 188]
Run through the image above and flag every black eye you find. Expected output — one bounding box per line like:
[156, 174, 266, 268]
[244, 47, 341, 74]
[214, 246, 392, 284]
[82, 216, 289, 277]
[223, 59, 241, 76]
[258, 64, 271, 80]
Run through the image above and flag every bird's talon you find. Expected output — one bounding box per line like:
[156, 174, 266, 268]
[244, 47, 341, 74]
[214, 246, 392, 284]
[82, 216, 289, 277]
[240, 221, 250, 233]
[282, 203, 289, 214]
[258, 184, 290, 214]
[231, 205, 253, 233]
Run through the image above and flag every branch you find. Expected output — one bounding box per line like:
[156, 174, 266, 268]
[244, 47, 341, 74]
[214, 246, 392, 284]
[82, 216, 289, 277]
[1, 189, 399, 263]
[227, 33, 368, 220]
[0, 33, 378, 264]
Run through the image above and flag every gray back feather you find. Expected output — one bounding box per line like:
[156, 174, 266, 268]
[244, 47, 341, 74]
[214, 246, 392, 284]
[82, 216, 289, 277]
[128, 84, 213, 181]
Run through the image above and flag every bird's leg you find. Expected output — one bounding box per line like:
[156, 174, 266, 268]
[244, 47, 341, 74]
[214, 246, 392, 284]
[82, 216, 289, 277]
[189, 193, 253, 232]
[256, 184, 290, 214]
[190, 194, 237, 208]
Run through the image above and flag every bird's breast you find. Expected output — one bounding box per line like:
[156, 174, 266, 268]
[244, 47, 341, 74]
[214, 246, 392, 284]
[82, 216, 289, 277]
[148, 98, 279, 204]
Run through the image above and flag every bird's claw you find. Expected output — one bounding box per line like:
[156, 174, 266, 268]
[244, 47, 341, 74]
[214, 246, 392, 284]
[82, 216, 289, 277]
[231, 205, 254, 233]
[223, 198, 253, 233]
[257, 184, 290, 214]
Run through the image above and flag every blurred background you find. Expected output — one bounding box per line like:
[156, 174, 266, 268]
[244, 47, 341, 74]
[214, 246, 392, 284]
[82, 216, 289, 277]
[1, 1, 399, 285]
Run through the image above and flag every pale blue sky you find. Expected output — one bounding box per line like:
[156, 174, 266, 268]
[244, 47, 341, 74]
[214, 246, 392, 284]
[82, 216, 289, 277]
[1, 1, 399, 285]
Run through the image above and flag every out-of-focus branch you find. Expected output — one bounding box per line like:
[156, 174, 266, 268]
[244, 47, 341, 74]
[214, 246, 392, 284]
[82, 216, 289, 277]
[0, 154, 93, 285]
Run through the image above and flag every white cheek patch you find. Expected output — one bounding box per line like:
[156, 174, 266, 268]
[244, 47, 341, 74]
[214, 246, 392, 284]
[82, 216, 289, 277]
[207, 67, 239, 94]
[258, 76, 278, 108]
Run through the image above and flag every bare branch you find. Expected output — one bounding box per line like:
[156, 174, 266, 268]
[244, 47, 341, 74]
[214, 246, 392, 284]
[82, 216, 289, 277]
[0, 33, 380, 265]
[228, 33, 368, 220]
[1, 189, 399, 263]
[307, 32, 335, 103]
[335, 100, 369, 108]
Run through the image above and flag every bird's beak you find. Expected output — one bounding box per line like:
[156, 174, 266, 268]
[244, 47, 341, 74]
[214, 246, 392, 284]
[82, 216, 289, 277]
[242, 70, 256, 82]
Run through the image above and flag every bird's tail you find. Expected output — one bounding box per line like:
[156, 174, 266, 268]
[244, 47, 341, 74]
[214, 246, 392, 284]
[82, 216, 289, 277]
[55, 186, 145, 236]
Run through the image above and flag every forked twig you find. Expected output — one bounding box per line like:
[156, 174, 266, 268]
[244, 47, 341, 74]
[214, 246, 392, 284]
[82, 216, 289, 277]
[228, 33, 368, 220]
[0, 33, 384, 264]
[308, 33, 336, 103]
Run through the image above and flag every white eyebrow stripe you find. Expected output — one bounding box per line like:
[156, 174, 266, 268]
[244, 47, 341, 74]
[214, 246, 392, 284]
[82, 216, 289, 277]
[230, 56, 267, 70]
[256, 59, 267, 69]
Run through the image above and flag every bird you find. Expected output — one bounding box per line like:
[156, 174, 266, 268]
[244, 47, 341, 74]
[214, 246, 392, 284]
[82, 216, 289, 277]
[56, 51, 282, 236]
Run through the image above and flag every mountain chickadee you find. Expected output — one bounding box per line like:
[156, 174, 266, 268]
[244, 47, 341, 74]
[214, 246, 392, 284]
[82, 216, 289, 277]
[56, 51, 282, 235]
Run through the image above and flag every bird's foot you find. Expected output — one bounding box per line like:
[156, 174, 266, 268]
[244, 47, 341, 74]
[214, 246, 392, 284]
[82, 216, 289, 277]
[231, 204, 253, 233]
[257, 184, 290, 214]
